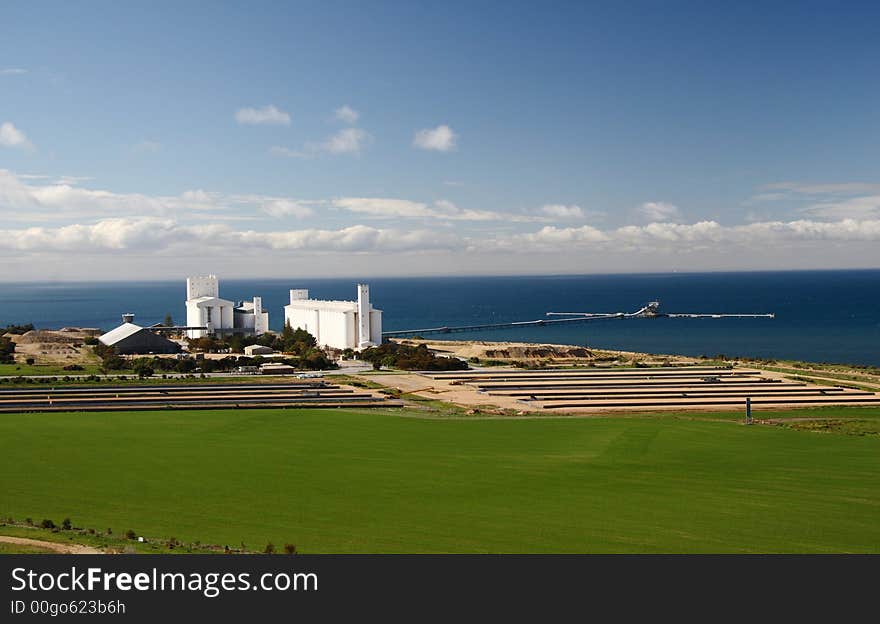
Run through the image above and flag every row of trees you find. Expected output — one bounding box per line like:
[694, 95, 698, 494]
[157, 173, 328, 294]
[0, 335, 15, 364]
[360, 342, 468, 371]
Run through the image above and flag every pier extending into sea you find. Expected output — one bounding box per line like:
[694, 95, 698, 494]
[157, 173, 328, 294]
[382, 301, 775, 339]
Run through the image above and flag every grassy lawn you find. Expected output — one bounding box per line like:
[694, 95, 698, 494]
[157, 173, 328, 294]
[0, 363, 105, 376]
[1, 407, 879, 553]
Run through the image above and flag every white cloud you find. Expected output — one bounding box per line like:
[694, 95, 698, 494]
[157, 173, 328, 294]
[636, 201, 681, 222]
[413, 125, 457, 152]
[261, 199, 315, 219]
[0, 219, 459, 255]
[333, 197, 514, 221]
[0, 68, 27, 75]
[761, 181, 880, 195]
[802, 195, 880, 221]
[319, 127, 371, 154]
[334, 105, 360, 124]
[749, 181, 880, 220]
[333, 197, 434, 218]
[269, 146, 307, 158]
[275, 128, 372, 158]
[0, 122, 34, 150]
[235, 105, 291, 126]
[540, 204, 584, 219]
[3, 170, 878, 278]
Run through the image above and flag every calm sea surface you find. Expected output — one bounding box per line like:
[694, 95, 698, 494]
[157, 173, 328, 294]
[1, 270, 878, 366]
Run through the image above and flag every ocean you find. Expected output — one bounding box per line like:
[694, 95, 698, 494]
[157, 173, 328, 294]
[1, 270, 878, 366]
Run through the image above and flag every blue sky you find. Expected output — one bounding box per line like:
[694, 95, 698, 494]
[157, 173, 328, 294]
[1, 1, 879, 280]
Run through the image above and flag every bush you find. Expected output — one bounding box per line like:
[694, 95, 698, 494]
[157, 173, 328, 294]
[125, 529, 136, 540]
[25, 357, 35, 366]
[61, 517, 72, 530]
[361, 342, 469, 371]
[132, 361, 154, 378]
[264, 542, 276, 554]
[40, 519, 56, 529]
[283, 543, 297, 555]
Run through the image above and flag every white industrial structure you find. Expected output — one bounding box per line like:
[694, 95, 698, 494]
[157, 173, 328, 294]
[185, 275, 268, 338]
[284, 283, 382, 350]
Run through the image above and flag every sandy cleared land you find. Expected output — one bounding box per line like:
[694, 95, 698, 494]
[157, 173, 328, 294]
[0, 535, 103, 554]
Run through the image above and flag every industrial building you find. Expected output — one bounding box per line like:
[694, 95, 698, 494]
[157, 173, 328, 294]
[99, 314, 181, 355]
[185, 275, 268, 338]
[284, 283, 382, 350]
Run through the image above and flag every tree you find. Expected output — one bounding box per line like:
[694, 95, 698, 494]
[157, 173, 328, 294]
[61, 517, 72, 530]
[163, 313, 174, 327]
[132, 360, 154, 378]
[0, 336, 15, 364]
[264, 542, 276, 554]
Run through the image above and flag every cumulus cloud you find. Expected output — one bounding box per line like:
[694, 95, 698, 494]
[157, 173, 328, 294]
[235, 105, 291, 126]
[319, 127, 371, 154]
[269, 146, 306, 158]
[540, 204, 585, 219]
[3, 170, 878, 276]
[0, 122, 34, 150]
[0, 169, 225, 222]
[749, 180, 880, 221]
[413, 125, 457, 151]
[333, 197, 514, 221]
[0, 219, 459, 255]
[334, 105, 360, 124]
[274, 128, 372, 158]
[636, 201, 681, 222]
[761, 181, 880, 195]
[261, 199, 315, 219]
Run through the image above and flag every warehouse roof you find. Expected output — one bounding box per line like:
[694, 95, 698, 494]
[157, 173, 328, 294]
[99, 322, 143, 346]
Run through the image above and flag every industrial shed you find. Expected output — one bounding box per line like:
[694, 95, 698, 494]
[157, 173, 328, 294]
[99, 322, 181, 355]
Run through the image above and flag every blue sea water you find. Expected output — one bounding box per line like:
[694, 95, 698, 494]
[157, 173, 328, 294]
[1, 270, 878, 366]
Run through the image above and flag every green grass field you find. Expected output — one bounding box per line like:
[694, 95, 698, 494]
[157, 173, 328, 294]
[0, 363, 105, 376]
[1, 407, 879, 553]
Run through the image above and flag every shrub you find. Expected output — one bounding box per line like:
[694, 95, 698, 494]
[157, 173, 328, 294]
[125, 529, 136, 540]
[263, 542, 276, 554]
[25, 517, 33, 526]
[25, 357, 35, 365]
[61, 517, 72, 530]
[40, 519, 55, 529]
[283, 543, 297, 555]
[132, 361, 154, 378]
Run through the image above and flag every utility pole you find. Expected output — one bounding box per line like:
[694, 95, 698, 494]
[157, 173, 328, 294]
[745, 397, 753, 425]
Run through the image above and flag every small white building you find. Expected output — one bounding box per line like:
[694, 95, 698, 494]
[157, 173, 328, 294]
[284, 283, 382, 350]
[244, 344, 274, 356]
[185, 275, 268, 339]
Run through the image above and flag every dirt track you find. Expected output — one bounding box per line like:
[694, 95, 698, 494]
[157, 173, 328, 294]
[0, 535, 103, 554]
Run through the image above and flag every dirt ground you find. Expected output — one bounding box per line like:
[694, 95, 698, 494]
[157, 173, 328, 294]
[7, 329, 103, 368]
[0, 535, 103, 554]
[393, 338, 700, 366]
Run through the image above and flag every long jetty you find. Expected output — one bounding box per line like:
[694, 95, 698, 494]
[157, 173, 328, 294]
[381, 302, 774, 339]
